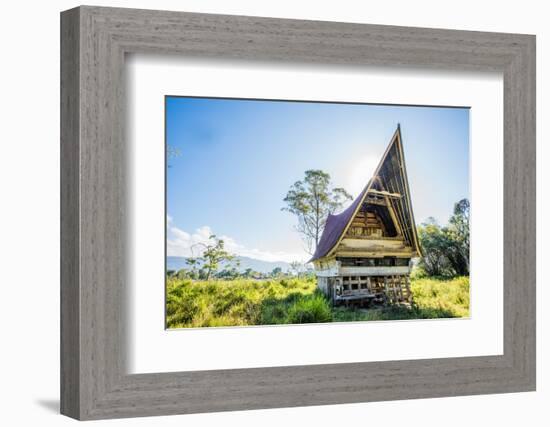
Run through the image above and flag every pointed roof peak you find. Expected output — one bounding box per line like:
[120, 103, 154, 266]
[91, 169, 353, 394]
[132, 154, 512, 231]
[309, 125, 422, 262]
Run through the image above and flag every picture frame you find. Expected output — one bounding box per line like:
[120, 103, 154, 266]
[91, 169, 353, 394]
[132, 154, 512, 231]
[60, 5, 536, 420]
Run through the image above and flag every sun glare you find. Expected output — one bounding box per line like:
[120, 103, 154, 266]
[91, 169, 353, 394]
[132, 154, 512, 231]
[345, 154, 379, 198]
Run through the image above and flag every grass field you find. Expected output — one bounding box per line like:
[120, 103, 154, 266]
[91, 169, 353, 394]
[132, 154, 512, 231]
[166, 275, 470, 329]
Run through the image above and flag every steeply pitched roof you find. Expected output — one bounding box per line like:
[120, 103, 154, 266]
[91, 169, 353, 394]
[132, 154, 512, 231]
[308, 185, 370, 263]
[309, 125, 421, 262]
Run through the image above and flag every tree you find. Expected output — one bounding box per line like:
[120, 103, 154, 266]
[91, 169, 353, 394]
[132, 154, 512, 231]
[174, 268, 193, 280]
[445, 199, 470, 276]
[289, 261, 304, 277]
[191, 235, 236, 281]
[417, 218, 453, 276]
[242, 268, 257, 279]
[185, 257, 199, 279]
[417, 199, 470, 277]
[282, 170, 352, 254]
[216, 267, 240, 280]
[166, 145, 181, 168]
[270, 267, 283, 278]
[167, 145, 181, 158]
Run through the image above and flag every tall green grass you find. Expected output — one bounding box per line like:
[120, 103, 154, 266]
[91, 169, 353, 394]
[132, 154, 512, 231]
[411, 276, 470, 318]
[166, 275, 469, 328]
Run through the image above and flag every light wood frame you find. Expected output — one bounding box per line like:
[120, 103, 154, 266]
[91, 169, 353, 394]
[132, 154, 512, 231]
[61, 5, 536, 420]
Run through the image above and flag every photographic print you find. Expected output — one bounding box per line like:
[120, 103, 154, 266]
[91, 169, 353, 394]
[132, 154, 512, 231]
[165, 97, 470, 329]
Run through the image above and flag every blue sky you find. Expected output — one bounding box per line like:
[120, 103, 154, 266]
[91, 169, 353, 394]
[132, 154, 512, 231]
[166, 96, 469, 263]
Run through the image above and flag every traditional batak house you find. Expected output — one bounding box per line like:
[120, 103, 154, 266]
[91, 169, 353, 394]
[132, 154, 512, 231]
[310, 125, 421, 306]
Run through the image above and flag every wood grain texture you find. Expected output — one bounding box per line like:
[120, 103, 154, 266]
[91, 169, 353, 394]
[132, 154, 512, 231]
[60, 6, 536, 420]
[60, 7, 80, 419]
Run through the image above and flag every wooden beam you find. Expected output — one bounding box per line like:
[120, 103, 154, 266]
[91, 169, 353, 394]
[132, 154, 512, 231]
[374, 179, 403, 236]
[396, 131, 423, 257]
[335, 250, 414, 257]
[339, 266, 411, 276]
[339, 237, 407, 251]
[367, 189, 402, 199]
[363, 197, 387, 206]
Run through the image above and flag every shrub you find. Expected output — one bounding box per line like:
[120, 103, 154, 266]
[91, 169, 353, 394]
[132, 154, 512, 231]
[286, 293, 333, 324]
[410, 265, 427, 280]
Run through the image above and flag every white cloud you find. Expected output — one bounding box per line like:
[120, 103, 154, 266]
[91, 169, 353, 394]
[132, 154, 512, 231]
[167, 224, 215, 258]
[167, 217, 308, 263]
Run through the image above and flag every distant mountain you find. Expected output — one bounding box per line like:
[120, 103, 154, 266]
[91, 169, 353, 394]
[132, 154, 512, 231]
[166, 256, 292, 274]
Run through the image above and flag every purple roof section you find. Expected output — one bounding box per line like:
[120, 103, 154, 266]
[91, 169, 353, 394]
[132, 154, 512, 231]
[309, 183, 370, 263]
